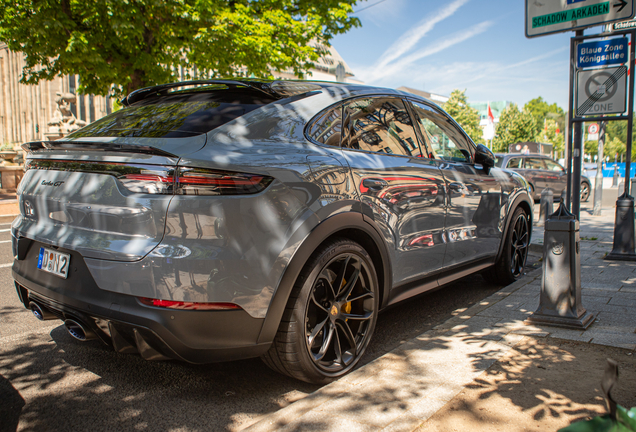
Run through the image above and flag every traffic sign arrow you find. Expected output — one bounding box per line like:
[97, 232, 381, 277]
[615, 0, 628, 13]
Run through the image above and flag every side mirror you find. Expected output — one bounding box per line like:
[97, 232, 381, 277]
[474, 144, 495, 172]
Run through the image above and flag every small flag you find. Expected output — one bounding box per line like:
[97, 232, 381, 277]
[487, 103, 494, 123]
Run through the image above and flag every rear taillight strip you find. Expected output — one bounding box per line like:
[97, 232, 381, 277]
[138, 297, 242, 310]
[25, 159, 273, 196]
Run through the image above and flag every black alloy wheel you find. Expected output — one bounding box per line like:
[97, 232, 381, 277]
[509, 211, 529, 278]
[482, 207, 529, 285]
[580, 182, 590, 202]
[304, 252, 375, 374]
[262, 238, 379, 384]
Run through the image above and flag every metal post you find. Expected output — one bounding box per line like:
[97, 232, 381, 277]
[566, 31, 582, 211]
[612, 154, 619, 186]
[606, 28, 636, 261]
[593, 121, 604, 216]
[572, 116, 583, 219]
[539, 189, 554, 225]
[527, 201, 594, 329]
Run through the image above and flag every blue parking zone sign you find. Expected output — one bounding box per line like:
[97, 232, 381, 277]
[577, 38, 628, 68]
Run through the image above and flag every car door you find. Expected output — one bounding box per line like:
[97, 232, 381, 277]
[339, 96, 447, 288]
[408, 100, 503, 273]
[523, 157, 548, 192]
[542, 158, 567, 195]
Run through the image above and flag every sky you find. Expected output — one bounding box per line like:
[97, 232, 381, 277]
[331, 0, 590, 110]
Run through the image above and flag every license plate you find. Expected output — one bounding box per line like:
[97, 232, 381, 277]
[37, 247, 71, 279]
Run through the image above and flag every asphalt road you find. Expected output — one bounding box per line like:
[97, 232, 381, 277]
[0, 216, 552, 432]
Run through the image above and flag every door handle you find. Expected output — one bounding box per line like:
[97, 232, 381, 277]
[362, 178, 388, 191]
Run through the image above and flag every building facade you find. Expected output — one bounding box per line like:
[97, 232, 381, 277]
[0, 42, 113, 146]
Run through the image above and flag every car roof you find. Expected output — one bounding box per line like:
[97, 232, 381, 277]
[121, 78, 435, 107]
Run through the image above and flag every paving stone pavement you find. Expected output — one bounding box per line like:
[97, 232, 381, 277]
[243, 208, 636, 431]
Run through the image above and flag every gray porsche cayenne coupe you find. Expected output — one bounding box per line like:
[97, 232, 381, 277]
[12, 79, 533, 384]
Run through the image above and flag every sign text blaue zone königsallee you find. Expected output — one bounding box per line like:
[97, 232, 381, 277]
[577, 37, 628, 68]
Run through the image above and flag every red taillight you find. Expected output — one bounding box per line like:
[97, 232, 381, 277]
[25, 159, 273, 196]
[176, 167, 273, 196]
[139, 297, 242, 310]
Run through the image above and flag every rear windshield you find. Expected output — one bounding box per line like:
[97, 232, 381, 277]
[68, 89, 276, 139]
[494, 157, 504, 168]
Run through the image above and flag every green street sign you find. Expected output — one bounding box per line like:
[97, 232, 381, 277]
[526, 0, 635, 38]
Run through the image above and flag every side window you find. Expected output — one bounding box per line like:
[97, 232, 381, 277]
[307, 105, 342, 147]
[525, 158, 546, 169]
[409, 101, 473, 163]
[506, 157, 523, 169]
[544, 159, 564, 171]
[342, 97, 422, 157]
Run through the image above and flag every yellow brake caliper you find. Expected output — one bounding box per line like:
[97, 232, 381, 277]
[341, 278, 352, 317]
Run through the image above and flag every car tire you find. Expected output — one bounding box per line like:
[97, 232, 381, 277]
[482, 207, 530, 286]
[261, 238, 379, 384]
[580, 182, 590, 202]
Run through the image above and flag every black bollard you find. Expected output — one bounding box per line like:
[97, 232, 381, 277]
[539, 189, 553, 226]
[605, 193, 636, 261]
[526, 200, 594, 329]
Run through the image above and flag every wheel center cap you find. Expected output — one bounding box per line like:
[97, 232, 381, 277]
[330, 305, 339, 316]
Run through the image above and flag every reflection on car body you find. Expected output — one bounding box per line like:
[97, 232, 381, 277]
[12, 79, 533, 384]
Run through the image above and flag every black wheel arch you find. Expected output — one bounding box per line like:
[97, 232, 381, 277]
[495, 192, 533, 263]
[257, 211, 392, 345]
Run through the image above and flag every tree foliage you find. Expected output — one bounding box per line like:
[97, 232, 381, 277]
[0, 0, 360, 97]
[541, 118, 564, 155]
[443, 89, 484, 145]
[523, 96, 565, 137]
[492, 103, 536, 152]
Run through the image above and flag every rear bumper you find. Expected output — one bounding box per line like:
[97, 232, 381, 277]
[12, 240, 269, 363]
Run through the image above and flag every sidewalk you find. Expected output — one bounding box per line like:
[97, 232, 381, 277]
[0, 191, 18, 220]
[243, 208, 636, 432]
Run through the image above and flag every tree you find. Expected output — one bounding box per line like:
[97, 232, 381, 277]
[605, 136, 626, 161]
[443, 89, 484, 145]
[491, 103, 536, 152]
[542, 118, 564, 155]
[0, 0, 359, 97]
[523, 97, 565, 137]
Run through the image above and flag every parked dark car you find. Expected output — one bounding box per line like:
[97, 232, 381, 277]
[12, 79, 533, 384]
[494, 153, 591, 202]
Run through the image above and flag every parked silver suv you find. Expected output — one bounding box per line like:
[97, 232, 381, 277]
[494, 153, 591, 202]
[12, 80, 533, 383]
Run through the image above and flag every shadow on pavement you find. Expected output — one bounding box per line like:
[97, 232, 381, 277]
[0, 373, 24, 432]
[0, 326, 319, 431]
[419, 337, 636, 432]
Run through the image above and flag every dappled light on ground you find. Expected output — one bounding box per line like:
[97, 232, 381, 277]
[418, 338, 636, 432]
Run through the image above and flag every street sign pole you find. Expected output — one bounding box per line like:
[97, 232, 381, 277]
[593, 120, 605, 216]
[606, 28, 636, 260]
[567, 31, 584, 212]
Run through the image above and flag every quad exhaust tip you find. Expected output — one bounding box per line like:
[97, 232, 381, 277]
[30, 302, 56, 321]
[64, 319, 96, 342]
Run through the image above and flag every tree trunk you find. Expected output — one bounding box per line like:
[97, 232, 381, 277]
[126, 69, 146, 95]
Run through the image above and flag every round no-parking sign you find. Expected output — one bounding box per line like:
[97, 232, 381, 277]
[588, 123, 599, 134]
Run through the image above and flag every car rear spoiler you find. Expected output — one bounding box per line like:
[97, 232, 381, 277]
[121, 80, 323, 106]
[21, 141, 178, 158]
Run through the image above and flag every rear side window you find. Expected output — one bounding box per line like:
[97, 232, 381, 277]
[506, 157, 523, 169]
[68, 89, 276, 139]
[341, 97, 422, 157]
[307, 105, 343, 147]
